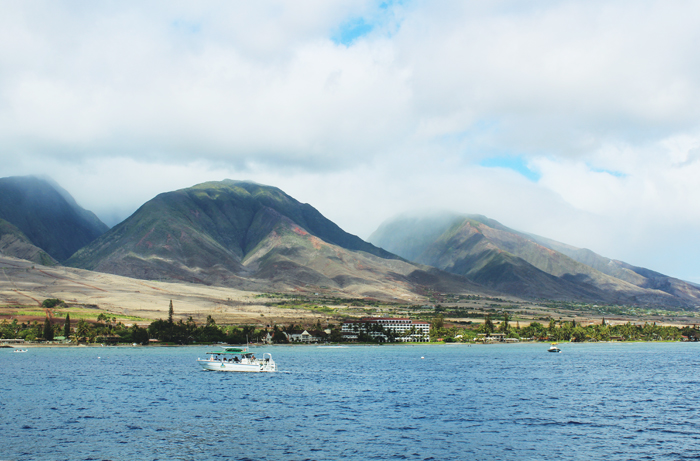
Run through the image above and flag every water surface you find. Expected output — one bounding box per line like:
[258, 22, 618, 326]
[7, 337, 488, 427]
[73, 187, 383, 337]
[2, 342, 699, 460]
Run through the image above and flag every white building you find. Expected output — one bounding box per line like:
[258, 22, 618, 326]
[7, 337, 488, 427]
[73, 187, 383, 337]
[342, 318, 430, 342]
[286, 329, 326, 343]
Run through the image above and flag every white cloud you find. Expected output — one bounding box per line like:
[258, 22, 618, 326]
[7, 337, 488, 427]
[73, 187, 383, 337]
[2, 1, 700, 281]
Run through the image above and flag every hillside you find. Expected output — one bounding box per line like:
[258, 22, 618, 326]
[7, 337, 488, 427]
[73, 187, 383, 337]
[528, 234, 700, 307]
[0, 176, 109, 262]
[66, 180, 483, 299]
[0, 254, 335, 325]
[370, 213, 700, 309]
[0, 219, 57, 266]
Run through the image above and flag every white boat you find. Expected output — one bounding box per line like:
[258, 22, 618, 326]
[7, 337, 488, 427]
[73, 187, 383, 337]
[547, 343, 561, 353]
[197, 347, 276, 373]
[13, 349, 28, 353]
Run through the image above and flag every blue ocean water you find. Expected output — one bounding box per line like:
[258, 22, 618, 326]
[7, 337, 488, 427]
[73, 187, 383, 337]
[2, 343, 700, 460]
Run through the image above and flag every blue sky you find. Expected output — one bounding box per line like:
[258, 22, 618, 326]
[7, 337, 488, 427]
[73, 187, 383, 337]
[479, 157, 541, 182]
[2, 1, 700, 282]
[332, 17, 374, 45]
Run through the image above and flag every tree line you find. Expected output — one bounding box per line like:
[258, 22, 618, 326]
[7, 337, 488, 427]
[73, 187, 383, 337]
[2, 299, 699, 344]
[431, 313, 700, 342]
[0, 300, 338, 345]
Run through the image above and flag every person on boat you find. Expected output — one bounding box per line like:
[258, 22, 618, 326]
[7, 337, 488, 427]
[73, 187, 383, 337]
[233, 356, 239, 363]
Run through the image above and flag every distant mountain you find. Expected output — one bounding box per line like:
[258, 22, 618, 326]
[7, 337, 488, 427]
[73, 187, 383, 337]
[527, 234, 700, 307]
[66, 180, 481, 298]
[369, 213, 700, 309]
[0, 218, 57, 266]
[0, 176, 109, 262]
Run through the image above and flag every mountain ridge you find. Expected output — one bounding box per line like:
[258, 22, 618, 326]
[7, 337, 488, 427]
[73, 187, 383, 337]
[0, 218, 57, 266]
[0, 176, 109, 262]
[65, 180, 480, 299]
[369, 212, 700, 309]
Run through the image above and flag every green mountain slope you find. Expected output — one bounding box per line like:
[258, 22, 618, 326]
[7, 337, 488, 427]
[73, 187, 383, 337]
[370, 213, 698, 308]
[0, 218, 57, 266]
[0, 176, 109, 262]
[66, 180, 476, 298]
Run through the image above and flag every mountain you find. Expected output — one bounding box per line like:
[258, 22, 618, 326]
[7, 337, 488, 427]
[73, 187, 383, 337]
[0, 218, 57, 266]
[369, 212, 700, 309]
[527, 234, 700, 307]
[0, 176, 109, 262]
[66, 180, 482, 298]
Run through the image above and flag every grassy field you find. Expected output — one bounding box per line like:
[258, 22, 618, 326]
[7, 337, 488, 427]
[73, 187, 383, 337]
[2, 304, 148, 323]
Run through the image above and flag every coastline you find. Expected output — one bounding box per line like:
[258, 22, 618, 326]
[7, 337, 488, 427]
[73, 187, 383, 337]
[3, 339, 696, 349]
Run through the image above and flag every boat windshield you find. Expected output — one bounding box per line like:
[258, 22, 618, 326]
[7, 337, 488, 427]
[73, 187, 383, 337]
[205, 347, 247, 354]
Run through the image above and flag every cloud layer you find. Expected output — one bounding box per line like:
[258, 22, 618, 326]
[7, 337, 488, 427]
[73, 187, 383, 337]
[3, 1, 700, 282]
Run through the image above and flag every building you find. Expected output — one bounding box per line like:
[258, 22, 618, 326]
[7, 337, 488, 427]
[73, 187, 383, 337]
[0, 339, 26, 344]
[286, 329, 327, 343]
[341, 318, 430, 342]
[476, 333, 506, 342]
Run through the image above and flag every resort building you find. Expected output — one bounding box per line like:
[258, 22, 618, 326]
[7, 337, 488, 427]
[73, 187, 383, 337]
[342, 318, 430, 342]
[476, 333, 506, 342]
[285, 329, 327, 343]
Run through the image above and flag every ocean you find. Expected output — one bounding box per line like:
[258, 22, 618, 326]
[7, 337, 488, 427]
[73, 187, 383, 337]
[2, 342, 699, 460]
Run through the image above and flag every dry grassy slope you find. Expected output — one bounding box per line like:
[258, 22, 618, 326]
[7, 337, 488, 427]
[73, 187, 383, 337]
[0, 255, 346, 325]
[241, 218, 486, 298]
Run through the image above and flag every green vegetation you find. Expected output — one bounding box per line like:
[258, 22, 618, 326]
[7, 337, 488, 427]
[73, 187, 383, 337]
[3, 296, 699, 346]
[256, 293, 389, 307]
[423, 317, 699, 343]
[14, 308, 145, 322]
[0, 218, 58, 266]
[0, 176, 108, 262]
[542, 301, 700, 319]
[42, 316, 53, 341]
[63, 313, 70, 338]
[0, 301, 278, 346]
[42, 298, 63, 309]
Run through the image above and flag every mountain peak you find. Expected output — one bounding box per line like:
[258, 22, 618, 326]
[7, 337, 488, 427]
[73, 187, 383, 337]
[66, 180, 401, 289]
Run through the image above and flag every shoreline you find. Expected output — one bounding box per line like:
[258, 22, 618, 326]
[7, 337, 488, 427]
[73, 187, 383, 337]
[3, 339, 697, 349]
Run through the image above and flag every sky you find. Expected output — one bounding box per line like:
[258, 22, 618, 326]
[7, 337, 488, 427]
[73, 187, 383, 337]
[2, 0, 700, 281]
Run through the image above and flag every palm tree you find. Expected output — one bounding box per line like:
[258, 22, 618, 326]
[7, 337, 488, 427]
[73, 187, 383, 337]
[75, 319, 91, 343]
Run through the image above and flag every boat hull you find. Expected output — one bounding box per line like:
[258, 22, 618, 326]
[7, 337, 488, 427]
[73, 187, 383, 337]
[197, 359, 276, 373]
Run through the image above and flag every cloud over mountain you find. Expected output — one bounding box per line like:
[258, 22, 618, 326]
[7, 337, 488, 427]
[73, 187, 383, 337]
[2, 1, 700, 281]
